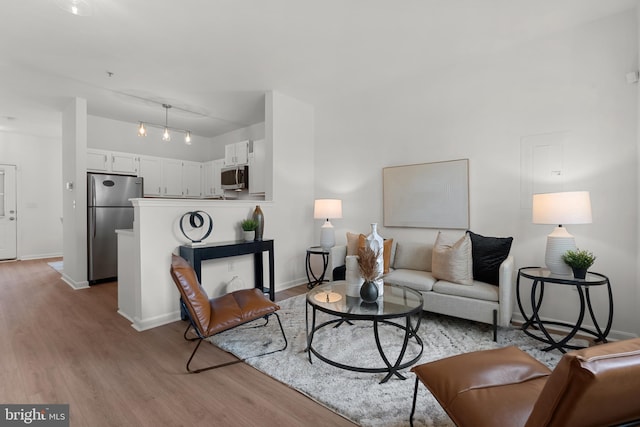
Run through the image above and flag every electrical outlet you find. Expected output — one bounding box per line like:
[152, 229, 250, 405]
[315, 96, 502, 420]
[228, 261, 234, 271]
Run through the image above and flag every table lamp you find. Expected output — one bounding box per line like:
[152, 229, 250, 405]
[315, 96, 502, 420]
[532, 191, 592, 275]
[314, 199, 342, 250]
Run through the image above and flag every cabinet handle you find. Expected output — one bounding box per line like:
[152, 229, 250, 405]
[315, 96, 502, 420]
[158, 187, 161, 194]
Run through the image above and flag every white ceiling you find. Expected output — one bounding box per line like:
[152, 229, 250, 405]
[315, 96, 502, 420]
[0, 0, 636, 139]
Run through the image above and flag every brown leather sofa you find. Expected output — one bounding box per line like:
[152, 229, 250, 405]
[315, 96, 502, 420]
[410, 338, 640, 427]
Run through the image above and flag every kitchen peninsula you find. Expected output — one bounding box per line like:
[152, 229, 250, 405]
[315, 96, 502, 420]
[117, 198, 277, 331]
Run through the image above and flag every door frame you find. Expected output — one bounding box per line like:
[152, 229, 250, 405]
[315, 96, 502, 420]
[0, 163, 18, 260]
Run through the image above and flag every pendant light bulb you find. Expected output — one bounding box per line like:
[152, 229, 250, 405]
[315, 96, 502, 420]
[138, 122, 147, 137]
[185, 131, 192, 145]
[162, 104, 171, 141]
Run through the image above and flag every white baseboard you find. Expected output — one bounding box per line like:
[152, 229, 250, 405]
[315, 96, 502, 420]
[132, 311, 182, 332]
[19, 252, 63, 261]
[61, 274, 90, 290]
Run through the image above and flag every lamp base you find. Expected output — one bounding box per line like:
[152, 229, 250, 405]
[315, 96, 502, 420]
[319, 220, 335, 250]
[545, 226, 576, 275]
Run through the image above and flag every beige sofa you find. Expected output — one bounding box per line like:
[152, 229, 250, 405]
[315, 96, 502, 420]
[329, 237, 514, 341]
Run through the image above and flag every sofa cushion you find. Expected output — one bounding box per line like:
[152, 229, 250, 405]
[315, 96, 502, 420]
[432, 279, 499, 302]
[467, 230, 513, 286]
[432, 232, 473, 285]
[384, 269, 437, 292]
[393, 241, 432, 271]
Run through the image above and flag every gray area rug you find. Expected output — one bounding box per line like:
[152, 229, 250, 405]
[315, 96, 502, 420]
[209, 294, 571, 427]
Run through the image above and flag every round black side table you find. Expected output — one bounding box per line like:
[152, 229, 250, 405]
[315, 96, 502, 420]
[305, 246, 330, 289]
[516, 267, 613, 353]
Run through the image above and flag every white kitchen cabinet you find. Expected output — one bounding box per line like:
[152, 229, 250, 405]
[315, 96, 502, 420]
[138, 156, 163, 196]
[87, 149, 138, 174]
[111, 152, 138, 174]
[203, 159, 225, 198]
[87, 149, 110, 172]
[162, 159, 183, 197]
[249, 139, 266, 195]
[224, 140, 249, 166]
[182, 161, 202, 198]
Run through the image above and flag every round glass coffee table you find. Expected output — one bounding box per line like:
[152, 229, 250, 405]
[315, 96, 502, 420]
[305, 281, 424, 384]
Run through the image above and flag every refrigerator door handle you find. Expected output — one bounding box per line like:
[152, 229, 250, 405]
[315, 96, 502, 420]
[90, 175, 97, 208]
[91, 207, 97, 238]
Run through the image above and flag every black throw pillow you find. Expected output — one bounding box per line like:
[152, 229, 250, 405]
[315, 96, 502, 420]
[332, 265, 346, 281]
[466, 230, 513, 286]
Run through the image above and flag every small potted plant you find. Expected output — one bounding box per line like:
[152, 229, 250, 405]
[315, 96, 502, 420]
[562, 248, 596, 279]
[240, 219, 258, 241]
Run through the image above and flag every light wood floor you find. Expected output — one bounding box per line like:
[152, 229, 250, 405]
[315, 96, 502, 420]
[0, 258, 356, 427]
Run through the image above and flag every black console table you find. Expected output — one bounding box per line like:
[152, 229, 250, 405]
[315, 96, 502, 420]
[179, 239, 275, 301]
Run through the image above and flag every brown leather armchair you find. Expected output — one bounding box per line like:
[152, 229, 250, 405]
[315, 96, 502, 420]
[410, 338, 640, 427]
[170, 254, 287, 373]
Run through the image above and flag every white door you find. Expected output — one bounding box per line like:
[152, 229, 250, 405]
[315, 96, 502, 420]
[0, 164, 17, 260]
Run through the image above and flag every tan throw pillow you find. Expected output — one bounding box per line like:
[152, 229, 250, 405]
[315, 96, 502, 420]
[382, 239, 393, 274]
[432, 232, 473, 285]
[346, 232, 365, 256]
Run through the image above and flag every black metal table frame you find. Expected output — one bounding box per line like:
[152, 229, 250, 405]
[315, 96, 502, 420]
[179, 239, 275, 301]
[305, 246, 330, 289]
[516, 266, 613, 353]
[305, 286, 424, 384]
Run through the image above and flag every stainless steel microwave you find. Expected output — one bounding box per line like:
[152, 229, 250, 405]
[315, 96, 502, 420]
[221, 165, 248, 191]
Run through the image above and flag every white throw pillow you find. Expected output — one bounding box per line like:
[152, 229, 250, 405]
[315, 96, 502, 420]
[431, 232, 473, 285]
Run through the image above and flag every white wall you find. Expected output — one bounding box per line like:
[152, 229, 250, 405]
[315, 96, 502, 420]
[315, 11, 639, 338]
[0, 131, 62, 259]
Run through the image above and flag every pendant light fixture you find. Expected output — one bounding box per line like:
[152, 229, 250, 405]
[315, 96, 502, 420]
[54, 0, 93, 16]
[137, 104, 193, 145]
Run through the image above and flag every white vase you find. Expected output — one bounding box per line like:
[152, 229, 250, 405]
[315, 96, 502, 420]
[365, 223, 384, 297]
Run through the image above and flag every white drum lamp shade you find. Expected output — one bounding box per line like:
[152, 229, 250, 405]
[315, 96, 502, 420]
[314, 199, 342, 250]
[532, 191, 592, 275]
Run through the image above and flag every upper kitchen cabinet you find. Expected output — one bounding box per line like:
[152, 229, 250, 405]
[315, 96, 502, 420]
[87, 149, 138, 174]
[138, 156, 163, 196]
[224, 140, 249, 167]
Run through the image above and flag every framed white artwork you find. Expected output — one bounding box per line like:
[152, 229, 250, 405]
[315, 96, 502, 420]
[383, 159, 469, 229]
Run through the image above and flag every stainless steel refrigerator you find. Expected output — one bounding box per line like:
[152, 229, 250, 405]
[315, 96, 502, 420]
[87, 173, 143, 284]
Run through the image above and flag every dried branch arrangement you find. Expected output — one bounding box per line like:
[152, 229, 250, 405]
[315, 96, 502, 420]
[357, 246, 381, 282]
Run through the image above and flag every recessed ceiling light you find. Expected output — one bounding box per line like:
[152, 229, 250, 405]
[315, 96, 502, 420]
[54, 0, 93, 16]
